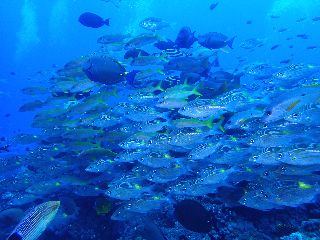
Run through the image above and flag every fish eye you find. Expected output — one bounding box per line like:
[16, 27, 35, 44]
[188, 154, 193, 158]
[278, 153, 283, 158]
[266, 110, 272, 116]
[250, 139, 254, 143]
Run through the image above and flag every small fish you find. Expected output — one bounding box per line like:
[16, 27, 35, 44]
[139, 17, 169, 32]
[312, 16, 320, 21]
[0, 144, 9, 153]
[246, 20, 252, 24]
[270, 15, 280, 19]
[179, 99, 227, 119]
[7, 201, 60, 240]
[296, 17, 306, 22]
[19, 100, 45, 112]
[125, 34, 161, 49]
[296, 34, 309, 39]
[278, 28, 288, 33]
[306, 46, 317, 50]
[97, 33, 131, 44]
[280, 59, 291, 64]
[270, 44, 280, 50]
[188, 142, 220, 160]
[85, 159, 115, 173]
[209, 2, 218, 10]
[162, 48, 187, 58]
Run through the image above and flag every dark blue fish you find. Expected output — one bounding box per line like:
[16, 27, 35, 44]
[312, 16, 320, 21]
[209, 2, 218, 10]
[296, 34, 309, 39]
[212, 56, 220, 67]
[175, 199, 213, 233]
[198, 32, 235, 49]
[79, 12, 110, 28]
[126, 70, 141, 87]
[296, 17, 306, 22]
[175, 26, 197, 49]
[271, 44, 280, 50]
[280, 59, 291, 64]
[0, 144, 9, 153]
[278, 28, 288, 32]
[154, 39, 176, 50]
[124, 48, 150, 59]
[82, 56, 126, 85]
[246, 20, 252, 24]
[306, 46, 317, 50]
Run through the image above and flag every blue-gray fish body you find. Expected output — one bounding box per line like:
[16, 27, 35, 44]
[198, 32, 235, 49]
[7, 201, 60, 240]
[83, 56, 126, 85]
[140, 17, 169, 32]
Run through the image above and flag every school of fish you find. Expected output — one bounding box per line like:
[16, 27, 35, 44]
[1, 12, 320, 239]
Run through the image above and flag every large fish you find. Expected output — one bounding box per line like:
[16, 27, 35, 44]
[82, 56, 126, 85]
[7, 201, 60, 240]
[78, 12, 110, 28]
[198, 32, 235, 50]
[175, 26, 197, 49]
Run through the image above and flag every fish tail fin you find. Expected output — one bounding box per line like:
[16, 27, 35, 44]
[233, 74, 242, 87]
[217, 116, 226, 133]
[182, 79, 190, 88]
[105, 18, 110, 26]
[227, 36, 236, 49]
[204, 116, 215, 129]
[159, 55, 169, 62]
[192, 83, 202, 96]
[155, 80, 165, 92]
[111, 87, 118, 97]
[156, 69, 165, 75]
[213, 56, 220, 67]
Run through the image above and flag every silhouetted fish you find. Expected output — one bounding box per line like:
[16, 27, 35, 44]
[79, 12, 110, 28]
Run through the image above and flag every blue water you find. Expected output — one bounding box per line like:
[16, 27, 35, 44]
[1, 0, 320, 136]
[1, 0, 320, 239]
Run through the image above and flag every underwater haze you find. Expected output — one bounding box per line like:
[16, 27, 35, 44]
[1, 0, 320, 239]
